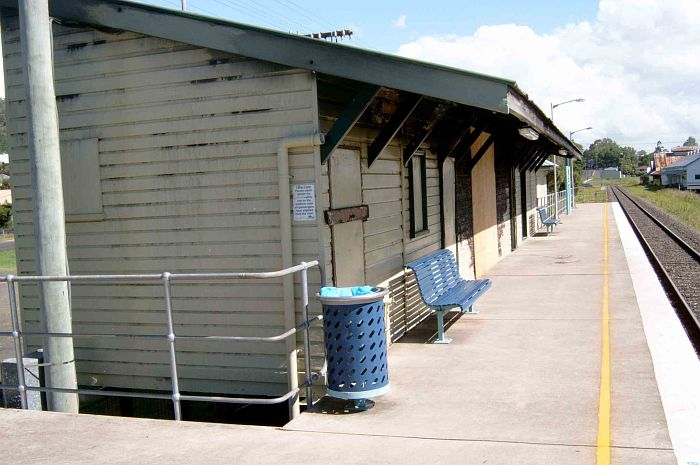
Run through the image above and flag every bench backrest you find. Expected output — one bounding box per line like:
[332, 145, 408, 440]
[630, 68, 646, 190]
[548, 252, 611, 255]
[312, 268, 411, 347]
[404, 249, 462, 304]
[537, 207, 550, 222]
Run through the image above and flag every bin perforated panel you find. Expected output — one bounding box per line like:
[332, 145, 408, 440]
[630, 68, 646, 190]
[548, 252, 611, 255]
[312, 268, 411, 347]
[322, 300, 389, 399]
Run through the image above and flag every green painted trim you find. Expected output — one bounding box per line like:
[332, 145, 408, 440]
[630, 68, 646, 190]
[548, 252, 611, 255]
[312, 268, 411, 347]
[409, 153, 428, 238]
[320, 84, 380, 164]
[421, 154, 428, 232]
[403, 103, 450, 166]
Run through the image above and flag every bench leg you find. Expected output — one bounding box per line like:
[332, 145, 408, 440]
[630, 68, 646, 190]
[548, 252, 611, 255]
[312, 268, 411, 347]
[433, 310, 452, 344]
[459, 305, 474, 315]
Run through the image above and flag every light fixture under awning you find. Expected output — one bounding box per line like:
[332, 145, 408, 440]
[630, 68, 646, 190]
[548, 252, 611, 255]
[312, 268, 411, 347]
[518, 127, 539, 140]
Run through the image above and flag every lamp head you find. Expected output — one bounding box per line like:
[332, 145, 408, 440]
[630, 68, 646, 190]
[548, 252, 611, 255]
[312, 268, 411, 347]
[518, 127, 539, 141]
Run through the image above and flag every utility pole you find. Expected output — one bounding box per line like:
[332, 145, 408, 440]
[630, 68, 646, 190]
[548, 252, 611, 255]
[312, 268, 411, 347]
[181, 0, 186, 12]
[303, 29, 353, 42]
[19, 0, 78, 412]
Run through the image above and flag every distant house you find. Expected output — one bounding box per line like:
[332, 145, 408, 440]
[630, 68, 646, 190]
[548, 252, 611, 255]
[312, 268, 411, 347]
[670, 145, 699, 156]
[650, 153, 686, 184]
[601, 167, 622, 179]
[661, 154, 700, 190]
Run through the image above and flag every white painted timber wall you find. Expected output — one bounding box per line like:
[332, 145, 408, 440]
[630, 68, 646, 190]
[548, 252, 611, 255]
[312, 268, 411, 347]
[2, 18, 324, 396]
[687, 158, 700, 190]
[315, 121, 442, 343]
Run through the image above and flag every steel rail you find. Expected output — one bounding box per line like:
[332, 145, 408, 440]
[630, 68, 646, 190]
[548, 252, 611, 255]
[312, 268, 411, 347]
[609, 187, 700, 334]
[614, 187, 700, 260]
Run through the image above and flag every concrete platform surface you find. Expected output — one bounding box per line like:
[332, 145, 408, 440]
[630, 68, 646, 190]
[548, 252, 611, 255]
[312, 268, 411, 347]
[286, 203, 677, 464]
[0, 204, 691, 464]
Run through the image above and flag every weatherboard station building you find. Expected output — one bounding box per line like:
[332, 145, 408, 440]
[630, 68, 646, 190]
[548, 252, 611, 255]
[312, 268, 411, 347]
[1, 0, 581, 416]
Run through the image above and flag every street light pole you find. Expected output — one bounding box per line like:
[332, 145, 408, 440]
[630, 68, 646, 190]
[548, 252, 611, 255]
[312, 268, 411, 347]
[568, 127, 593, 214]
[550, 98, 585, 218]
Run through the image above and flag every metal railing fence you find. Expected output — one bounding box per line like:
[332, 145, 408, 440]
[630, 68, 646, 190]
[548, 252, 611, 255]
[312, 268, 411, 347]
[536, 189, 568, 230]
[0, 261, 325, 421]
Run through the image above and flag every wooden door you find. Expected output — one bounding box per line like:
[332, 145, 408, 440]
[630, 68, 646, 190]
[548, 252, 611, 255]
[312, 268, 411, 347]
[329, 149, 366, 286]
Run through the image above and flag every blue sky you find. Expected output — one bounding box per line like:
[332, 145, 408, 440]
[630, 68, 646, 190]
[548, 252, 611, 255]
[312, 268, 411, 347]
[132, 0, 699, 152]
[2, 1, 695, 152]
[141, 0, 598, 53]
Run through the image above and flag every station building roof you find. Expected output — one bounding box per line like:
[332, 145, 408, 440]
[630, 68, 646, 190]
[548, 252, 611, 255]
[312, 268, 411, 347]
[0, 0, 583, 160]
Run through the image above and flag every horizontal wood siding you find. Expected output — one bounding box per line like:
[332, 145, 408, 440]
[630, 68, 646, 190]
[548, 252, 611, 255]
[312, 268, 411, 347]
[400, 152, 442, 337]
[315, 115, 443, 343]
[3, 17, 321, 396]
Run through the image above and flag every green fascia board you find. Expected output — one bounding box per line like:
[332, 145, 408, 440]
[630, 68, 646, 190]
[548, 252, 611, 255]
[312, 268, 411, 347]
[0, 0, 512, 114]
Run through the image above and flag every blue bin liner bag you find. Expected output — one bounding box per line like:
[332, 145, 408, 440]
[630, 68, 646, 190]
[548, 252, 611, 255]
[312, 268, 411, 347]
[320, 286, 375, 297]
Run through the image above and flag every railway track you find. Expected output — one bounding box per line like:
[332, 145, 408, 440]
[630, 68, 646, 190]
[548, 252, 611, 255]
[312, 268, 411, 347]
[608, 186, 700, 342]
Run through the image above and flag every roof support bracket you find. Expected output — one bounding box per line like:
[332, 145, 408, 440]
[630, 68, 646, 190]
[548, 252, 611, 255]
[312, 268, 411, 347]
[513, 144, 537, 169]
[531, 149, 553, 171]
[437, 114, 477, 165]
[523, 148, 547, 172]
[403, 102, 451, 166]
[320, 83, 381, 164]
[467, 135, 494, 171]
[368, 93, 423, 168]
[454, 122, 489, 166]
[520, 148, 540, 172]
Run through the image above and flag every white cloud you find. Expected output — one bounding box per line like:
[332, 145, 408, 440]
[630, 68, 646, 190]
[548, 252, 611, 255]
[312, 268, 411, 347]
[396, 0, 700, 151]
[392, 15, 407, 29]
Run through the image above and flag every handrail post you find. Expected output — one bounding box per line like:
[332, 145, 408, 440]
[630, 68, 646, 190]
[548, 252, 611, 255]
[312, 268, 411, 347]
[300, 263, 313, 409]
[161, 272, 182, 421]
[7, 276, 28, 409]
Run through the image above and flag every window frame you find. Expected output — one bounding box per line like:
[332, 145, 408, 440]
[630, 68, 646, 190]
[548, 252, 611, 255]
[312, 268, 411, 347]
[408, 151, 429, 238]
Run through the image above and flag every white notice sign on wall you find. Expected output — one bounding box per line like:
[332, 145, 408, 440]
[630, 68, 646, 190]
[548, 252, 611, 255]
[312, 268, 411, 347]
[292, 183, 316, 221]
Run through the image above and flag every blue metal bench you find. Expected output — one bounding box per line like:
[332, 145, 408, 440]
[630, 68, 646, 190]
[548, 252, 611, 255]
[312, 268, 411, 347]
[404, 249, 492, 344]
[537, 206, 561, 233]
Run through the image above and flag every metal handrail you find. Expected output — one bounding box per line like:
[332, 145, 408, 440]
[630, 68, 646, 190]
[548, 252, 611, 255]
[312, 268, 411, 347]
[0, 261, 324, 421]
[537, 189, 567, 229]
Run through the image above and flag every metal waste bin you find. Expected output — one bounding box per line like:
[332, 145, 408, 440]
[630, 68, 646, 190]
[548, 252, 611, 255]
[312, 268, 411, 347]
[317, 287, 390, 401]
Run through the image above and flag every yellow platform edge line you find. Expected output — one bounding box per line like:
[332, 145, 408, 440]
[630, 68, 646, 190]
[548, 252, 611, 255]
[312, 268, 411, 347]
[597, 203, 612, 465]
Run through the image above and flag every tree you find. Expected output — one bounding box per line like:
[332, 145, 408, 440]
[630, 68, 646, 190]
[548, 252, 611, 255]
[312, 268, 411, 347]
[0, 97, 6, 154]
[683, 136, 697, 147]
[0, 203, 11, 229]
[637, 150, 652, 167]
[583, 138, 638, 175]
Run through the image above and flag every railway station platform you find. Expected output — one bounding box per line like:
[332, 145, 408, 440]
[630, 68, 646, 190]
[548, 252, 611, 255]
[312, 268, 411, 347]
[1, 203, 698, 465]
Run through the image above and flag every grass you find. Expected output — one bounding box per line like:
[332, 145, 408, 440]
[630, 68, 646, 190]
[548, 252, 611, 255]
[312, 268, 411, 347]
[625, 184, 700, 232]
[0, 248, 16, 274]
[576, 176, 639, 203]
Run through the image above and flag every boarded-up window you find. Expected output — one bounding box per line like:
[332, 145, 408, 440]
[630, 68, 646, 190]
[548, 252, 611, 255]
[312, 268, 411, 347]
[60, 138, 103, 221]
[409, 152, 428, 237]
